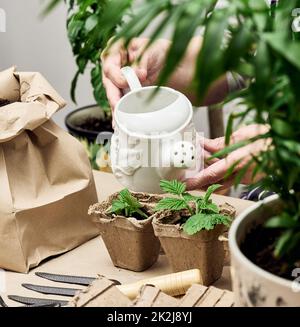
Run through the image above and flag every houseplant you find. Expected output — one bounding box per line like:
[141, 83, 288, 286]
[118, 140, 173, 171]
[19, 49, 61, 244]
[43, 0, 134, 171]
[88, 188, 161, 271]
[152, 180, 235, 285]
[96, 0, 300, 305]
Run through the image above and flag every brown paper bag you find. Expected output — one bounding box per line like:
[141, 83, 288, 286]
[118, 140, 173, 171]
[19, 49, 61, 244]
[0, 67, 99, 272]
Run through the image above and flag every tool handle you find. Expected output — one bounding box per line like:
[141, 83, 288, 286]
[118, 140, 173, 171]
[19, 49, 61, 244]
[117, 269, 201, 299]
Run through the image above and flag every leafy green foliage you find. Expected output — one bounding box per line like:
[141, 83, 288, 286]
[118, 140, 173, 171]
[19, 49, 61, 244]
[43, 0, 133, 109]
[79, 138, 110, 170]
[155, 180, 231, 235]
[155, 198, 187, 212]
[45, 0, 300, 258]
[183, 213, 232, 235]
[159, 179, 186, 196]
[107, 189, 148, 219]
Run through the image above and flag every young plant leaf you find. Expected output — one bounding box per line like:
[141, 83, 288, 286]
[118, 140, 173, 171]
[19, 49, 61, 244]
[182, 192, 201, 202]
[202, 202, 220, 214]
[108, 188, 148, 219]
[183, 213, 231, 235]
[119, 189, 142, 209]
[265, 214, 299, 229]
[159, 180, 186, 196]
[107, 199, 127, 214]
[203, 184, 222, 203]
[274, 230, 294, 258]
[155, 198, 188, 212]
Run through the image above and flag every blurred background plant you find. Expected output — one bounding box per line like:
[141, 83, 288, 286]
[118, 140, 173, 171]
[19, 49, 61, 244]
[43, 0, 134, 172]
[43, 0, 133, 109]
[113, 0, 300, 269]
[45, 0, 300, 266]
[79, 138, 111, 172]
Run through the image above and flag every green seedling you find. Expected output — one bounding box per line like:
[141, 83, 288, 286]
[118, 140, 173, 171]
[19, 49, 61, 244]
[155, 180, 232, 235]
[107, 189, 148, 219]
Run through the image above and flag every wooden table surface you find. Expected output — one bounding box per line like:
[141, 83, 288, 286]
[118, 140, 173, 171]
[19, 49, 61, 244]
[1, 171, 254, 307]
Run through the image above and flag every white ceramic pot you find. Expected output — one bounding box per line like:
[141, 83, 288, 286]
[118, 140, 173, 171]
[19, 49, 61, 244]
[229, 195, 300, 307]
[110, 67, 203, 193]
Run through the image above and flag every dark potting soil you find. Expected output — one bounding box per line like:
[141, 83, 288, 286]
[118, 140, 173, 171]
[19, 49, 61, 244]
[241, 225, 299, 281]
[77, 116, 113, 132]
[0, 98, 10, 107]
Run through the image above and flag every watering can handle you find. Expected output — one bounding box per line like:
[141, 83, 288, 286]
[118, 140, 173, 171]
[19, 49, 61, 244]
[121, 66, 142, 91]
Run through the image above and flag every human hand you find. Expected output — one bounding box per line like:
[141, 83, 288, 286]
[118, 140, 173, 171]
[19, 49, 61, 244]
[101, 38, 171, 109]
[185, 124, 270, 190]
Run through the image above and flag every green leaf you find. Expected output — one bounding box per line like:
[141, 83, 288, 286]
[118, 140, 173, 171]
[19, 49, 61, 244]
[159, 1, 211, 87]
[203, 202, 219, 214]
[196, 7, 230, 100]
[203, 184, 222, 203]
[225, 113, 234, 145]
[41, 0, 62, 16]
[182, 192, 201, 202]
[274, 230, 294, 258]
[119, 189, 141, 209]
[107, 199, 127, 214]
[155, 198, 188, 212]
[224, 159, 243, 180]
[234, 159, 254, 188]
[159, 180, 186, 196]
[264, 32, 300, 70]
[272, 118, 295, 138]
[265, 214, 299, 229]
[183, 213, 231, 235]
[70, 70, 81, 104]
[209, 140, 250, 160]
[85, 14, 98, 32]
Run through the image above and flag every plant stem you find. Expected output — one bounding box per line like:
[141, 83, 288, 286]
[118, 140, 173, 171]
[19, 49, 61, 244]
[181, 195, 194, 215]
[136, 208, 148, 219]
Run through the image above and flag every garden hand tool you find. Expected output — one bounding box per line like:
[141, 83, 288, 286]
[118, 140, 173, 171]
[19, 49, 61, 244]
[0, 295, 8, 307]
[30, 269, 202, 300]
[22, 284, 80, 297]
[35, 272, 96, 286]
[7, 295, 68, 307]
[0, 295, 61, 307]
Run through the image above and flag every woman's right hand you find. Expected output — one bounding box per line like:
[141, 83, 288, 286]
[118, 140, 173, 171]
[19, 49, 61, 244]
[101, 38, 171, 110]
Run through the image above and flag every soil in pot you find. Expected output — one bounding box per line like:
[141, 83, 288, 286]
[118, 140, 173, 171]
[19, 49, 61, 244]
[65, 105, 113, 143]
[78, 116, 112, 133]
[152, 203, 235, 286]
[88, 191, 162, 272]
[241, 225, 299, 281]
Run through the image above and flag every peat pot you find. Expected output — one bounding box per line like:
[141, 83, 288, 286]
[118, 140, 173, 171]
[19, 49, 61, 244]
[229, 195, 300, 307]
[152, 203, 235, 286]
[89, 192, 161, 272]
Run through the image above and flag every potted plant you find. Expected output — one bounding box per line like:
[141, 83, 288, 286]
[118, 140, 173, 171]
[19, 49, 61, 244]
[88, 189, 161, 271]
[152, 180, 235, 286]
[97, 0, 300, 305]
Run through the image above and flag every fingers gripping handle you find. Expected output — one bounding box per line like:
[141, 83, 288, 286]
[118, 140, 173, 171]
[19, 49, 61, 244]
[121, 66, 142, 91]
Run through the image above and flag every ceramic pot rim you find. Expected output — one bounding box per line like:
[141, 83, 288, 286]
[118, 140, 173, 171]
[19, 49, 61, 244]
[114, 86, 193, 140]
[229, 194, 294, 288]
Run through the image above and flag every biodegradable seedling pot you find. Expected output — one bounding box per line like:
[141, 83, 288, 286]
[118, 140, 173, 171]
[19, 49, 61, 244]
[89, 192, 162, 272]
[152, 203, 235, 286]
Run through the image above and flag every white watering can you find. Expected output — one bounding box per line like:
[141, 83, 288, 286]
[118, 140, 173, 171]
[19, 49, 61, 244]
[110, 66, 202, 193]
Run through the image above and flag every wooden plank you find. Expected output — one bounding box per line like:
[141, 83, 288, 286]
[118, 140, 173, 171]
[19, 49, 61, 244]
[179, 284, 234, 307]
[214, 290, 234, 307]
[133, 285, 179, 307]
[179, 284, 208, 307]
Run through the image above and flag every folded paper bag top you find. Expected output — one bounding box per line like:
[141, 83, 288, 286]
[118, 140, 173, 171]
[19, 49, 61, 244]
[0, 66, 66, 143]
[0, 67, 99, 272]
